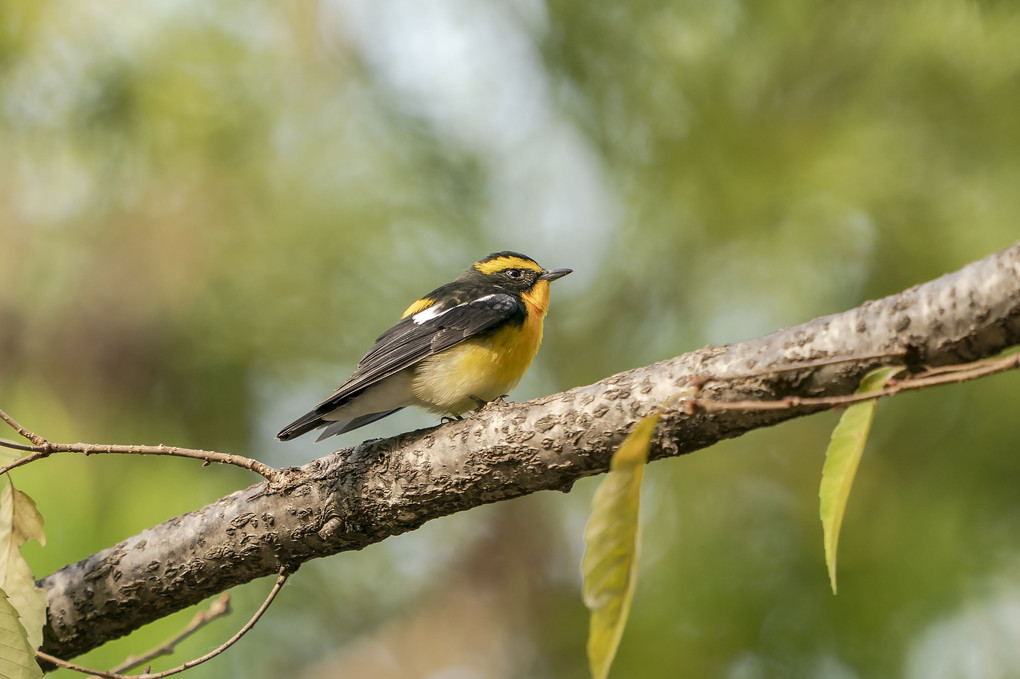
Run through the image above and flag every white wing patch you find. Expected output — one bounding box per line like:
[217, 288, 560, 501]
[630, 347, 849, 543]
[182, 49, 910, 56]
[411, 304, 447, 324]
[411, 294, 503, 325]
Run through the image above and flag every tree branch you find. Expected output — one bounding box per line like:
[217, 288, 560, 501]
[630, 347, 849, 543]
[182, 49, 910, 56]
[0, 422, 280, 483]
[38, 569, 289, 678]
[691, 352, 1020, 413]
[106, 593, 231, 675]
[35, 242, 1020, 663]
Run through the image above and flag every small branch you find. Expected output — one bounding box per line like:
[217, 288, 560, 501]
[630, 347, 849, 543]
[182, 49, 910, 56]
[697, 349, 913, 386]
[691, 353, 1020, 414]
[0, 436, 280, 483]
[101, 594, 232, 676]
[0, 408, 47, 446]
[38, 569, 289, 679]
[0, 439, 40, 454]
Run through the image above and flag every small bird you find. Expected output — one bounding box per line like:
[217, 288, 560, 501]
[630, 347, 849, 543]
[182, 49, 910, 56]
[277, 251, 572, 442]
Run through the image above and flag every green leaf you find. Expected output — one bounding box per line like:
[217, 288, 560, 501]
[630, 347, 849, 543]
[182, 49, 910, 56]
[0, 480, 47, 649]
[820, 365, 904, 595]
[0, 588, 43, 679]
[582, 413, 660, 679]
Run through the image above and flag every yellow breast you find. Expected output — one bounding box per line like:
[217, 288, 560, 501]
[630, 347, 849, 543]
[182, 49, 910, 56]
[410, 311, 545, 415]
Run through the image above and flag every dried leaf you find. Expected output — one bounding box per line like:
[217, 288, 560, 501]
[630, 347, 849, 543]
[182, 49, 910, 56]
[0, 481, 48, 649]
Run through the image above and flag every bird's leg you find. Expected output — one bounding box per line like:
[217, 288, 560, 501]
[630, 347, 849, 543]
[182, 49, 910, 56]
[439, 414, 464, 424]
[469, 395, 509, 412]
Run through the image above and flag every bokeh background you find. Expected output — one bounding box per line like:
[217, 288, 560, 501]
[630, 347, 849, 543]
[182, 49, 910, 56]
[2, 0, 1019, 677]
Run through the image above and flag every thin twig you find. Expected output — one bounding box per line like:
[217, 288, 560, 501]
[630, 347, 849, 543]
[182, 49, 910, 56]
[0, 409, 47, 446]
[100, 594, 232, 676]
[0, 439, 280, 483]
[695, 349, 911, 387]
[0, 439, 39, 453]
[37, 569, 290, 679]
[691, 353, 1020, 413]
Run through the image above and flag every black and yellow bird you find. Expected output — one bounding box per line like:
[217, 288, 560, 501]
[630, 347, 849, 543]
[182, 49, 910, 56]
[277, 252, 572, 442]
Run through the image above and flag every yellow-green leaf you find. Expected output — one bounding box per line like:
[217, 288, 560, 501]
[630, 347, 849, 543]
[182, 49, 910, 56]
[9, 489, 44, 550]
[0, 481, 47, 649]
[820, 365, 904, 594]
[582, 413, 660, 679]
[0, 588, 43, 679]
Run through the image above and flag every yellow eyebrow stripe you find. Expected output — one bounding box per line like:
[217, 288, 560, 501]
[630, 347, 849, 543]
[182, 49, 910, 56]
[474, 256, 542, 275]
[401, 297, 436, 318]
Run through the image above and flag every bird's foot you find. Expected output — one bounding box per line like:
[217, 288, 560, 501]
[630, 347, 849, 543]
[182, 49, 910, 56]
[469, 394, 509, 412]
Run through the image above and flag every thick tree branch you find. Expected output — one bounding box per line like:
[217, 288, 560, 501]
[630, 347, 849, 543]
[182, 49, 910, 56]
[37, 242, 1020, 663]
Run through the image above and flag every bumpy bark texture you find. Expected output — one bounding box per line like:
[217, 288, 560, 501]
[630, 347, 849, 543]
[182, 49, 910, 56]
[39, 242, 1020, 663]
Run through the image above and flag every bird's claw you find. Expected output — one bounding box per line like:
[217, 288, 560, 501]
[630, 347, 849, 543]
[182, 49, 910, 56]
[469, 395, 509, 412]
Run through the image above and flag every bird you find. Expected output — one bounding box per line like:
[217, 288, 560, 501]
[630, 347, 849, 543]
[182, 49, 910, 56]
[277, 251, 572, 442]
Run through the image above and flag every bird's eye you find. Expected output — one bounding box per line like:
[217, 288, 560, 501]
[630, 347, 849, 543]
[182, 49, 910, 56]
[504, 269, 523, 279]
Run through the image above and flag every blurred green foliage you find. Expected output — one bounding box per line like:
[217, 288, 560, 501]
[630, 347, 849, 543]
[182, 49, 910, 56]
[1, 0, 1018, 677]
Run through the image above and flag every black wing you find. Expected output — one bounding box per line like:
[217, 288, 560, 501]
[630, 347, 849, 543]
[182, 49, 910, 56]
[276, 293, 523, 440]
[342, 292, 523, 397]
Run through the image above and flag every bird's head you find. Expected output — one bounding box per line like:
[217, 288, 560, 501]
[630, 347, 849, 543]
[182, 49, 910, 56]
[464, 251, 571, 318]
[467, 251, 572, 293]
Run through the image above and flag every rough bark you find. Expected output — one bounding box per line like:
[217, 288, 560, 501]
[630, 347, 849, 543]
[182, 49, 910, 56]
[38, 242, 1020, 663]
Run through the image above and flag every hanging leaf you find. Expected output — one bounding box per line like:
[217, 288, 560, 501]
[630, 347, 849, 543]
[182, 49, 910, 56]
[0, 587, 43, 679]
[820, 365, 904, 594]
[0, 480, 47, 649]
[582, 413, 660, 679]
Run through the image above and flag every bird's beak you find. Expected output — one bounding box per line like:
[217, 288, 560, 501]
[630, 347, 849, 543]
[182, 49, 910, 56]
[539, 268, 572, 282]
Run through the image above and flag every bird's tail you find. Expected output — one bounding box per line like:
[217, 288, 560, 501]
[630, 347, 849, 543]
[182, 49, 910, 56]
[276, 410, 325, 441]
[277, 408, 404, 442]
[313, 409, 404, 441]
